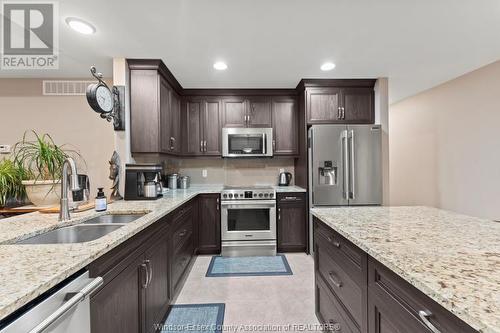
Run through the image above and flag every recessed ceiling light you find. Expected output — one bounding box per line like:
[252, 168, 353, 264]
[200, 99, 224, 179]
[213, 61, 228, 70]
[65, 17, 96, 35]
[320, 62, 336, 71]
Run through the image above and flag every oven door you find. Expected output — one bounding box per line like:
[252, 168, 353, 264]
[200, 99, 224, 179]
[221, 200, 276, 241]
[222, 128, 273, 157]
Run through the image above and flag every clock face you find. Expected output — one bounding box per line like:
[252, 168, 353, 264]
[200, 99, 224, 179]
[95, 85, 113, 112]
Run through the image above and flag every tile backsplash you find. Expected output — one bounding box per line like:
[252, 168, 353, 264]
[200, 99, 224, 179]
[133, 155, 295, 186]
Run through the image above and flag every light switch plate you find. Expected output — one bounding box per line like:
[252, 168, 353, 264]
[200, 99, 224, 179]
[0, 144, 11, 154]
[202, 169, 208, 178]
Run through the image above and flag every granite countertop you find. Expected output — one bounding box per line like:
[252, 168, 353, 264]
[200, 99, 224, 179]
[0, 185, 222, 321]
[273, 185, 307, 193]
[311, 206, 500, 333]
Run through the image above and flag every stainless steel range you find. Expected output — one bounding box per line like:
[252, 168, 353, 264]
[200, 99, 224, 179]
[220, 186, 276, 256]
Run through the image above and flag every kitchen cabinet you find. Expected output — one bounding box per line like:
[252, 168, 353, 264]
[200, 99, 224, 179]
[306, 87, 374, 124]
[197, 194, 221, 254]
[272, 98, 298, 156]
[313, 217, 477, 333]
[222, 97, 273, 128]
[277, 192, 307, 252]
[129, 60, 182, 155]
[185, 98, 222, 156]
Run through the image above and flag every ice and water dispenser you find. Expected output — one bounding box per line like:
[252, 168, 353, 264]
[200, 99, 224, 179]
[318, 160, 337, 186]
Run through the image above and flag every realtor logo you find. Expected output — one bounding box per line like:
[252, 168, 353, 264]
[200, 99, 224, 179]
[1, 1, 59, 69]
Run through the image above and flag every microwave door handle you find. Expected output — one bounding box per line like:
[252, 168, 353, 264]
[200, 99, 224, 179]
[262, 133, 267, 154]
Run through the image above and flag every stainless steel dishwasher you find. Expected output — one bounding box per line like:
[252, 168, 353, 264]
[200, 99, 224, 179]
[0, 271, 102, 333]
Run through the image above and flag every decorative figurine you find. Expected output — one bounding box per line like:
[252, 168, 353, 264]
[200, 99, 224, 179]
[109, 151, 123, 200]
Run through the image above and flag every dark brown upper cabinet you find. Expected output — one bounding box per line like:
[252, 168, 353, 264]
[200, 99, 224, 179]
[222, 97, 273, 128]
[129, 60, 183, 155]
[184, 97, 222, 156]
[222, 98, 247, 128]
[306, 86, 374, 124]
[272, 98, 298, 156]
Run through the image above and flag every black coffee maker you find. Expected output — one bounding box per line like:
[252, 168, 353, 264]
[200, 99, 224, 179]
[124, 164, 163, 200]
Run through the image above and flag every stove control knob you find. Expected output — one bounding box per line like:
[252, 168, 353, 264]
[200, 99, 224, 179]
[264, 193, 269, 198]
[228, 193, 233, 198]
[258, 193, 263, 198]
[223, 194, 227, 199]
[270, 193, 274, 198]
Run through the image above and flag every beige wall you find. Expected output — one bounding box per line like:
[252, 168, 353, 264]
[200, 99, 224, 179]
[0, 79, 115, 197]
[389, 61, 500, 220]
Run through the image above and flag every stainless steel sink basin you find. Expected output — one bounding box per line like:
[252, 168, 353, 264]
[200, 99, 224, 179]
[17, 224, 124, 244]
[81, 213, 145, 225]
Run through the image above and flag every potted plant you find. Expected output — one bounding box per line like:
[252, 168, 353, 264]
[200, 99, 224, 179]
[0, 158, 26, 208]
[13, 131, 81, 207]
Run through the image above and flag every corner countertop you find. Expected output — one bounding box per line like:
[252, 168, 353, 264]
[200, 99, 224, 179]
[273, 185, 307, 193]
[311, 206, 500, 333]
[0, 185, 222, 322]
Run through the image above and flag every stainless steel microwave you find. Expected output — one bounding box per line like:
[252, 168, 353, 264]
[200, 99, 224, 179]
[222, 128, 273, 157]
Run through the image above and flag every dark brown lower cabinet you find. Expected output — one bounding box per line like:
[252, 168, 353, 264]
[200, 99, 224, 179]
[197, 194, 221, 254]
[277, 192, 307, 252]
[314, 217, 478, 333]
[90, 199, 198, 333]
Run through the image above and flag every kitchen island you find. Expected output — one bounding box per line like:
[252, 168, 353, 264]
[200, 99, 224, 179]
[311, 206, 500, 333]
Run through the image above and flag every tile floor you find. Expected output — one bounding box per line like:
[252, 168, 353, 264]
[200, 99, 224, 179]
[175, 253, 321, 332]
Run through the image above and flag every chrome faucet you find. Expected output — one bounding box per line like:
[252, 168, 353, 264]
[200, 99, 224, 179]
[59, 158, 80, 222]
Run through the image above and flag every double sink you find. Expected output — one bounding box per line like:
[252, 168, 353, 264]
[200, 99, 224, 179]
[16, 213, 146, 245]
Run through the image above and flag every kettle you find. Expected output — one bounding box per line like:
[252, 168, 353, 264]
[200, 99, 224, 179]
[278, 172, 292, 186]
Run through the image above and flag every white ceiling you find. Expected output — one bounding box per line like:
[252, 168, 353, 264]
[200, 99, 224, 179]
[1, 0, 499, 103]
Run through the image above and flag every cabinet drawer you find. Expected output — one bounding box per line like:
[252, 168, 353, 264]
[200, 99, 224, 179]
[314, 219, 365, 286]
[316, 233, 364, 327]
[171, 234, 194, 292]
[277, 192, 306, 203]
[172, 213, 193, 251]
[316, 275, 360, 333]
[368, 258, 477, 333]
[170, 202, 193, 224]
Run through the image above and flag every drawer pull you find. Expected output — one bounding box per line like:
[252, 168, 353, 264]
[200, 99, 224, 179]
[179, 229, 187, 237]
[284, 196, 298, 201]
[140, 263, 148, 289]
[328, 271, 343, 288]
[327, 236, 341, 248]
[418, 310, 441, 333]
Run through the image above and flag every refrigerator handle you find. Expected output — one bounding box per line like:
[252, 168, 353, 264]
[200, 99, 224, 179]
[349, 129, 355, 200]
[342, 130, 350, 200]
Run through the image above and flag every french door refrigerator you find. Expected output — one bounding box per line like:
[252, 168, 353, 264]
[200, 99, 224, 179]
[308, 124, 382, 250]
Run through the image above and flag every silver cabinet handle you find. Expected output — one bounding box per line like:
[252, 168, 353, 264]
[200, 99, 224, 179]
[28, 277, 103, 333]
[278, 208, 281, 220]
[337, 106, 341, 119]
[200, 140, 203, 152]
[348, 129, 355, 200]
[147, 260, 153, 288]
[272, 139, 276, 151]
[328, 271, 343, 288]
[419, 310, 441, 333]
[341, 107, 345, 119]
[216, 197, 219, 210]
[204, 140, 207, 152]
[342, 130, 349, 200]
[141, 262, 148, 289]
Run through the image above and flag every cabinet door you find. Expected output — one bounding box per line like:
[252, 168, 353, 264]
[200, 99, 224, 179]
[248, 98, 272, 127]
[342, 88, 374, 123]
[185, 100, 203, 155]
[144, 231, 170, 333]
[272, 99, 298, 155]
[306, 88, 341, 124]
[197, 194, 221, 254]
[277, 193, 306, 252]
[222, 98, 247, 127]
[130, 70, 161, 153]
[91, 256, 144, 333]
[160, 78, 172, 153]
[203, 99, 222, 155]
[170, 90, 182, 154]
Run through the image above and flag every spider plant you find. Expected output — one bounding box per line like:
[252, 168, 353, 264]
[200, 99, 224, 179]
[13, 130, 80, 181]
[0, 158, 26, 207]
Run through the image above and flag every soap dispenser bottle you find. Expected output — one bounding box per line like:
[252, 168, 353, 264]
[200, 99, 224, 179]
[95, 187, 107, 212]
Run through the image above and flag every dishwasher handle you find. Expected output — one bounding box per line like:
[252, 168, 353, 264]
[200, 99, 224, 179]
[28, 277, 103, 333]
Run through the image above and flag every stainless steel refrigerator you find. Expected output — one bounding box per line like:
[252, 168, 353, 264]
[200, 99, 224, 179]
[308, 124, 382, 250]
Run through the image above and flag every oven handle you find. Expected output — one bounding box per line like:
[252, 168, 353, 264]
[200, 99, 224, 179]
[221, 200, 276, 207]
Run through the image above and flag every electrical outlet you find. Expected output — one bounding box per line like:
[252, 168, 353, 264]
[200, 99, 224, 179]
[0, 144, 11, 154]
[202, 169, 208, 178]
[279, 168, 285, 173]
